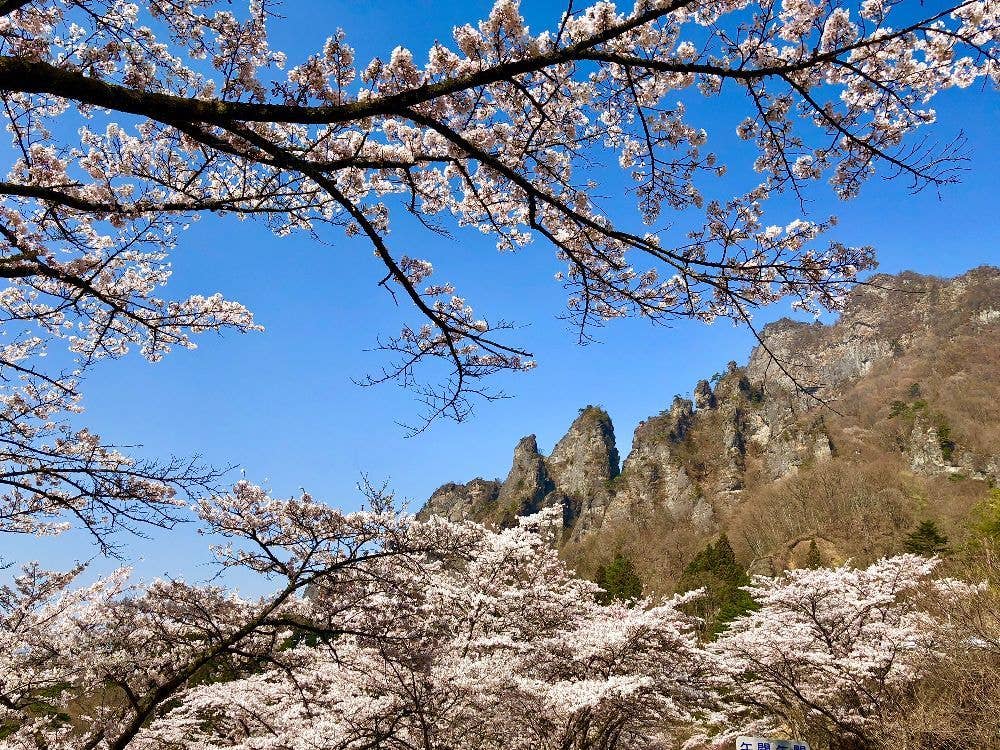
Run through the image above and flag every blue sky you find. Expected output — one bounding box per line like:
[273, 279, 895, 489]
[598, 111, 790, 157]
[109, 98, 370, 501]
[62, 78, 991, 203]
[5, 0, 998, 586]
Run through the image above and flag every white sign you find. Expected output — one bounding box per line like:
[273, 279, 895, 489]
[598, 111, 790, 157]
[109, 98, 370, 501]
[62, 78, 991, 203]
[737, 736, 810, 750]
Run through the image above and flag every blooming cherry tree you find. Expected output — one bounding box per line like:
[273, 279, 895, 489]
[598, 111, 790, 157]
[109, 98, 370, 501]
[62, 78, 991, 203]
[0, 480, 472, 750]
[0, 506, 716, 750]
[130, 510, 714, 750]
[0, 0, 995, 445]
[1, 495, 983, 750]
[706, 555, 977, 749]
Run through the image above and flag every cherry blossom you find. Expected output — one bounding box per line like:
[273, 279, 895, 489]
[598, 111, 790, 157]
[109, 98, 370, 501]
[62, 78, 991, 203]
[0, 487, 983, 750]
[0, 0, 993, 439]
[129, 509, 713, 750]
[704, 555, 979, 748]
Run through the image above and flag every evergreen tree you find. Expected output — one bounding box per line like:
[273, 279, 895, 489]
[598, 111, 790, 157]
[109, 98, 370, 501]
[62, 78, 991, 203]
[805, 539, 823, 569]
[678, 534, 756, 637]
[936, 423, 956, 462]
[595, 553, 643, 605]
[903, 520, 950, 556]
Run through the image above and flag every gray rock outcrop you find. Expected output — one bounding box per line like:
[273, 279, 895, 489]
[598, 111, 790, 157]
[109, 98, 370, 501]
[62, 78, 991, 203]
[418, 266, 999, 544]
[608, 399, 713, 530]
[496, 435, 557, 523]
[545, 406, 620, 536]
[417, 478, 501, 522]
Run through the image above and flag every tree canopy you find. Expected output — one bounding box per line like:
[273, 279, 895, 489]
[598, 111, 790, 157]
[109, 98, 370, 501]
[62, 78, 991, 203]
[678, 533, 757, 635]
[0, 0, 997, 547]
[596, 551, 644, 603]
[0, 502, 983, 750]
[903, 518, 951, 556]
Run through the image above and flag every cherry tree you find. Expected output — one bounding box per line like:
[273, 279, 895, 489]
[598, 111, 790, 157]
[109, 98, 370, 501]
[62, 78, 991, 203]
[0, 2, 997, 740]
[132, 510, 714, 750]
[0, 0, 994, 542]
[4, 498, 985, 750]
[704, 555, 978, 750]
[0, 506, 715, 750]
[0, 480, 474, 750]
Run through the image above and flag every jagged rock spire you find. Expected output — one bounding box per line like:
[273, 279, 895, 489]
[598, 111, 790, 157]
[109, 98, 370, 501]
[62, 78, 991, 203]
[545, 406, 620, 536]
[497, 435, 556, 520]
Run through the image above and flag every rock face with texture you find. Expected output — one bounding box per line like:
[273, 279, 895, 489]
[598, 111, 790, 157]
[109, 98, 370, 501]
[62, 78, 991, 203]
[712, 365, 754, 492]
[419, 266, 1000, 543]
[608, 397, 713, 530]
[496, 435, 557, 523]
[746, 268, 1000, 399]
[417, 478, 500, 523]
[908, 414, 949, 476]
[693, 379, 716, 410]
[763, 415, 834, 480]
[544, 407, 620, 536]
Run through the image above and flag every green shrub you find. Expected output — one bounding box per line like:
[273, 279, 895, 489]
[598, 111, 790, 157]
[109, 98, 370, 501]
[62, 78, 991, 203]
[936, 423, 956, 462]
[971, 488, 1000, 542]
[889, 399, 908, 417]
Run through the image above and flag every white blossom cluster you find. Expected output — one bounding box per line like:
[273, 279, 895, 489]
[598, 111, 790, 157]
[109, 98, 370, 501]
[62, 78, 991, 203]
[0, 491, 977, 750]
[0, 0, 993, 431]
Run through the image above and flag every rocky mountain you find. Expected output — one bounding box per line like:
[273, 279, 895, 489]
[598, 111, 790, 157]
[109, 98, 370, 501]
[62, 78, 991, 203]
[418, 266, 1000, 588]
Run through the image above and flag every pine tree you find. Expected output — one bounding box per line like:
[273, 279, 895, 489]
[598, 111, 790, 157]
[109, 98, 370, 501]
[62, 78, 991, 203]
[903, 520, 950, 556]
[805, 539, 823, 568]
[678, 534, 756, 637]
[595, 553, 643, 605]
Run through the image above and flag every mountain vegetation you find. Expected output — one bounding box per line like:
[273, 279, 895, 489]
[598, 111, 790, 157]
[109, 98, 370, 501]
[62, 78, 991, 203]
[421, 267, 1000, 596]
[0, 0, 997, 747]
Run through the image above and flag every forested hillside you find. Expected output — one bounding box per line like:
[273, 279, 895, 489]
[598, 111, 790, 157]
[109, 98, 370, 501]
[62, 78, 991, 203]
[421, 266, 1000, 590]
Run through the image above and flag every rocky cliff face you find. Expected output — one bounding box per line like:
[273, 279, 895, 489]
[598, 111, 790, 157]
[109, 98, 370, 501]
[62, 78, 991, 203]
[418, 478, 500, 523]
[607, 397, 711, 531]
[418, 267, 1000, 552]
[417, 406, 620, 535]
[546, 407, 620, 537]
[746, 267, 1000, 396]
[496, 435, 555, 519]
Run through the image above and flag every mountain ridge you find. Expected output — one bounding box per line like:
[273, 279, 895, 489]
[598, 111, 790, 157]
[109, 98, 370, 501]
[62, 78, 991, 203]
[419, 265, 1000, 587]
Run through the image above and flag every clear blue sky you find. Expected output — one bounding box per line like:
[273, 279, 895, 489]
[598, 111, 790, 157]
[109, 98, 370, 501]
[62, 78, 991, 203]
[6, 0, 998, 586]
